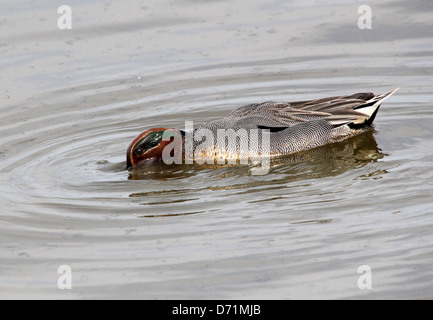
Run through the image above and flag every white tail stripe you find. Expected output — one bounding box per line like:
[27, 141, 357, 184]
[357, 88, 399, 118]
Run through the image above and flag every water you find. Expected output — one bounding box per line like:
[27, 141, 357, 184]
[1, 0, 433, 299]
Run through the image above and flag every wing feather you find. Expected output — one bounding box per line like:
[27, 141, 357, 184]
[200, 90, 398, 131]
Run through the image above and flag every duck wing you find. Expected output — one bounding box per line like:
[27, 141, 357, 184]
[222, 89, 398, 130]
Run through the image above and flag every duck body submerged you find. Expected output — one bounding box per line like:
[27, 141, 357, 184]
[126, 89, 398, 169]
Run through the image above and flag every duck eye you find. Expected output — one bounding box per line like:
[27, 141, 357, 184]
[134, 147, 145, 157]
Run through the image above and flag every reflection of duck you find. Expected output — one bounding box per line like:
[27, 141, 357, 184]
[126, 89, 398, 169]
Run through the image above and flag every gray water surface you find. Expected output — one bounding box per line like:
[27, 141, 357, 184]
[1, 0, 433, 299]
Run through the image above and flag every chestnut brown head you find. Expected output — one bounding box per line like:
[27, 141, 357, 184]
[126, 128, 181, 169]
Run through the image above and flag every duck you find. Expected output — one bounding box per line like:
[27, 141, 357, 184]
[126, 89, 398, 169]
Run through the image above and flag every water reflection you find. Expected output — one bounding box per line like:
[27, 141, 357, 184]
[268, 129, 386, 177]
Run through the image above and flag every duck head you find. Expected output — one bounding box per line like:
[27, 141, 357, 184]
[126, 128, 183, 169]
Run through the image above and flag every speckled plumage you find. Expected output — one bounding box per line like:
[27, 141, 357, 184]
[191, 89, 398, 159]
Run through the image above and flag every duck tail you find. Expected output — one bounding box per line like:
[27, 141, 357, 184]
[353, 88, 399, 126]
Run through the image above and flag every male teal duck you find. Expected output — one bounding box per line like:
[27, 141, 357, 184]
[126, 89, 398, 169]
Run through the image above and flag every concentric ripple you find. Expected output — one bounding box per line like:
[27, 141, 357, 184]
[0, 61, 392, 221]
[2, 55, 433, 299]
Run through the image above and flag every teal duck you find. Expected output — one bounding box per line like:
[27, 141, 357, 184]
[126, 89, 398, 169]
